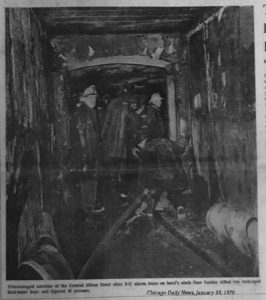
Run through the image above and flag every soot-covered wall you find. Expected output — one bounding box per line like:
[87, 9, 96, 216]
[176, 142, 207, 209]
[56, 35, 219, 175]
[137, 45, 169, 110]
[51, 33, 184, 66]
[187, 7, 256, 215]
[51, 32, 186, 142]
[6, 8, 70, 278]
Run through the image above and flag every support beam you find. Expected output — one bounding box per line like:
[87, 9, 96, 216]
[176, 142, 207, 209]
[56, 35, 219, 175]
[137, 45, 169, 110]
[69, 55, 170, 71]
[167, 75, 177, 141]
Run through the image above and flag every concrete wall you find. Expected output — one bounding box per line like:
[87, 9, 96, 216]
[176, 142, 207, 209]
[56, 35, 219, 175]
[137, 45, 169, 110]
[187, 7, 256, 215]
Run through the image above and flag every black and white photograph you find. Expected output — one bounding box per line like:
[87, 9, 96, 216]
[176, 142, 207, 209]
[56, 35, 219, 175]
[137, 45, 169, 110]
[4, 2, 259, 286]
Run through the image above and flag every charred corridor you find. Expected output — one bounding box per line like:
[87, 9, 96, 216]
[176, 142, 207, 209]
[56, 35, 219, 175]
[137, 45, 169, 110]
[5, 6, 257, 280]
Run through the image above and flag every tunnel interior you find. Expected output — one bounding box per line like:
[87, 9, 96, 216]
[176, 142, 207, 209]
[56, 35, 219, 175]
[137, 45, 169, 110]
[5, 6, 257, 280]
[69, 63, 169, 132]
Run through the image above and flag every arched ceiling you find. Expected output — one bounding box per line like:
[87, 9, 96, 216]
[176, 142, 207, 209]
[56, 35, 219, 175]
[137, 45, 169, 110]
[71, 62, 168, 96]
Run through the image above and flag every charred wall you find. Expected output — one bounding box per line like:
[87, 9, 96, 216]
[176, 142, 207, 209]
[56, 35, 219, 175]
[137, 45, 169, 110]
[6, 8, 70, 278]
[51, 32, 185, 141]
[187, 6, 256, 215]
[5, 6, 257, 279]
[51, 33, 183, 65]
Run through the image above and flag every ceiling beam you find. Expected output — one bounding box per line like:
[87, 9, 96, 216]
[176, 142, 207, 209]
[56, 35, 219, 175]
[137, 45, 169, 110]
[39, 14, 191, 22]
[87, 76, 166, 88]
[48, 19, 190, 26]
[32, 7, 220, 36]
[34, 7, 202, 16]
[69, 55, 170, 71]
[45, 24, 187, 36]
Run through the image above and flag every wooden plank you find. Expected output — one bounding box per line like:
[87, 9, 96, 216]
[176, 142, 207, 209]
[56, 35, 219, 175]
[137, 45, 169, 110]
[186, 7, 224, 37]
[41, 16, 191, 24]
[49, 19, 190, 25]
[34, 7, 218, 35]
[96, 76, 166, 88]
[167, 75, 177, 141]
[69, 55, 170, 71]
[46, 23, 189, 36]
[34, 7, 200, 18]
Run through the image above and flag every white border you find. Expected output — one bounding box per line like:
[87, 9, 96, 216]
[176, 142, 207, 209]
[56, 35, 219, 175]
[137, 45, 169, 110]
[1, 1, 266, 300]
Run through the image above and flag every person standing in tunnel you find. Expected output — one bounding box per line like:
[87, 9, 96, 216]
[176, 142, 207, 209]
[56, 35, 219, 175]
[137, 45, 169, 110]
[130, 92, 165, 159]
[129, 93, 188, 217]
[72, 85, 103, 213]
[146, 92, 165, 140]
[101, 82, 134, 180]
[95, 94, 111, 132]
[101, 82, 135, 224]
[127, 94, 146, 161]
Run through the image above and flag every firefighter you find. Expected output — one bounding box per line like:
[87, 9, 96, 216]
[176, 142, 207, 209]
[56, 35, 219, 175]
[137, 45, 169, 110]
[127, 94, 147, 161]
[145, 92, 165, 140]
[130, 92, 165, 159]
[138, 138, 188, 213]
[101, 83, 135, 223]
[101, 82, 134, 180]
[133, 94, 188, 217]
[71, 85, 103, 213]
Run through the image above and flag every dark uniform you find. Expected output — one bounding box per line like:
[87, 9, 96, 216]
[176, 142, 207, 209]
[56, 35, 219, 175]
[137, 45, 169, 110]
[139, 138, 189, 212]
[127, 101, 165, 159]
[102, 97, 129, 162]
[74, 102, 101, 168]
[144, 104, 165, 141]
[71, 102, 102, 211]
[101, 86, 133, 223]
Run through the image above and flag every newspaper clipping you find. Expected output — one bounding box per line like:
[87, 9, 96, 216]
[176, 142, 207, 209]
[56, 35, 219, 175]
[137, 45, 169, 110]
[1, 0, 266, 299]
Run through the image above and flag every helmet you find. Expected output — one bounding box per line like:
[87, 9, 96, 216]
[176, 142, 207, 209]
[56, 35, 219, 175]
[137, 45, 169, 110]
[80, 85, 97, 108]
[82, 85, 97, 97]
[149, 93, 163, 108]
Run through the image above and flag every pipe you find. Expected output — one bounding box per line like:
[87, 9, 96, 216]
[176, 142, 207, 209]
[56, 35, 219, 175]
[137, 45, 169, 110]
[206, 202, 258, 267]
[18, 212, 74, 280]
[78, 191, 145, 279]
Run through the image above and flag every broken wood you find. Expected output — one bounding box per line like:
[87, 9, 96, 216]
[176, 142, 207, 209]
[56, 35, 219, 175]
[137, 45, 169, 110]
[78, 192, 145, 279]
